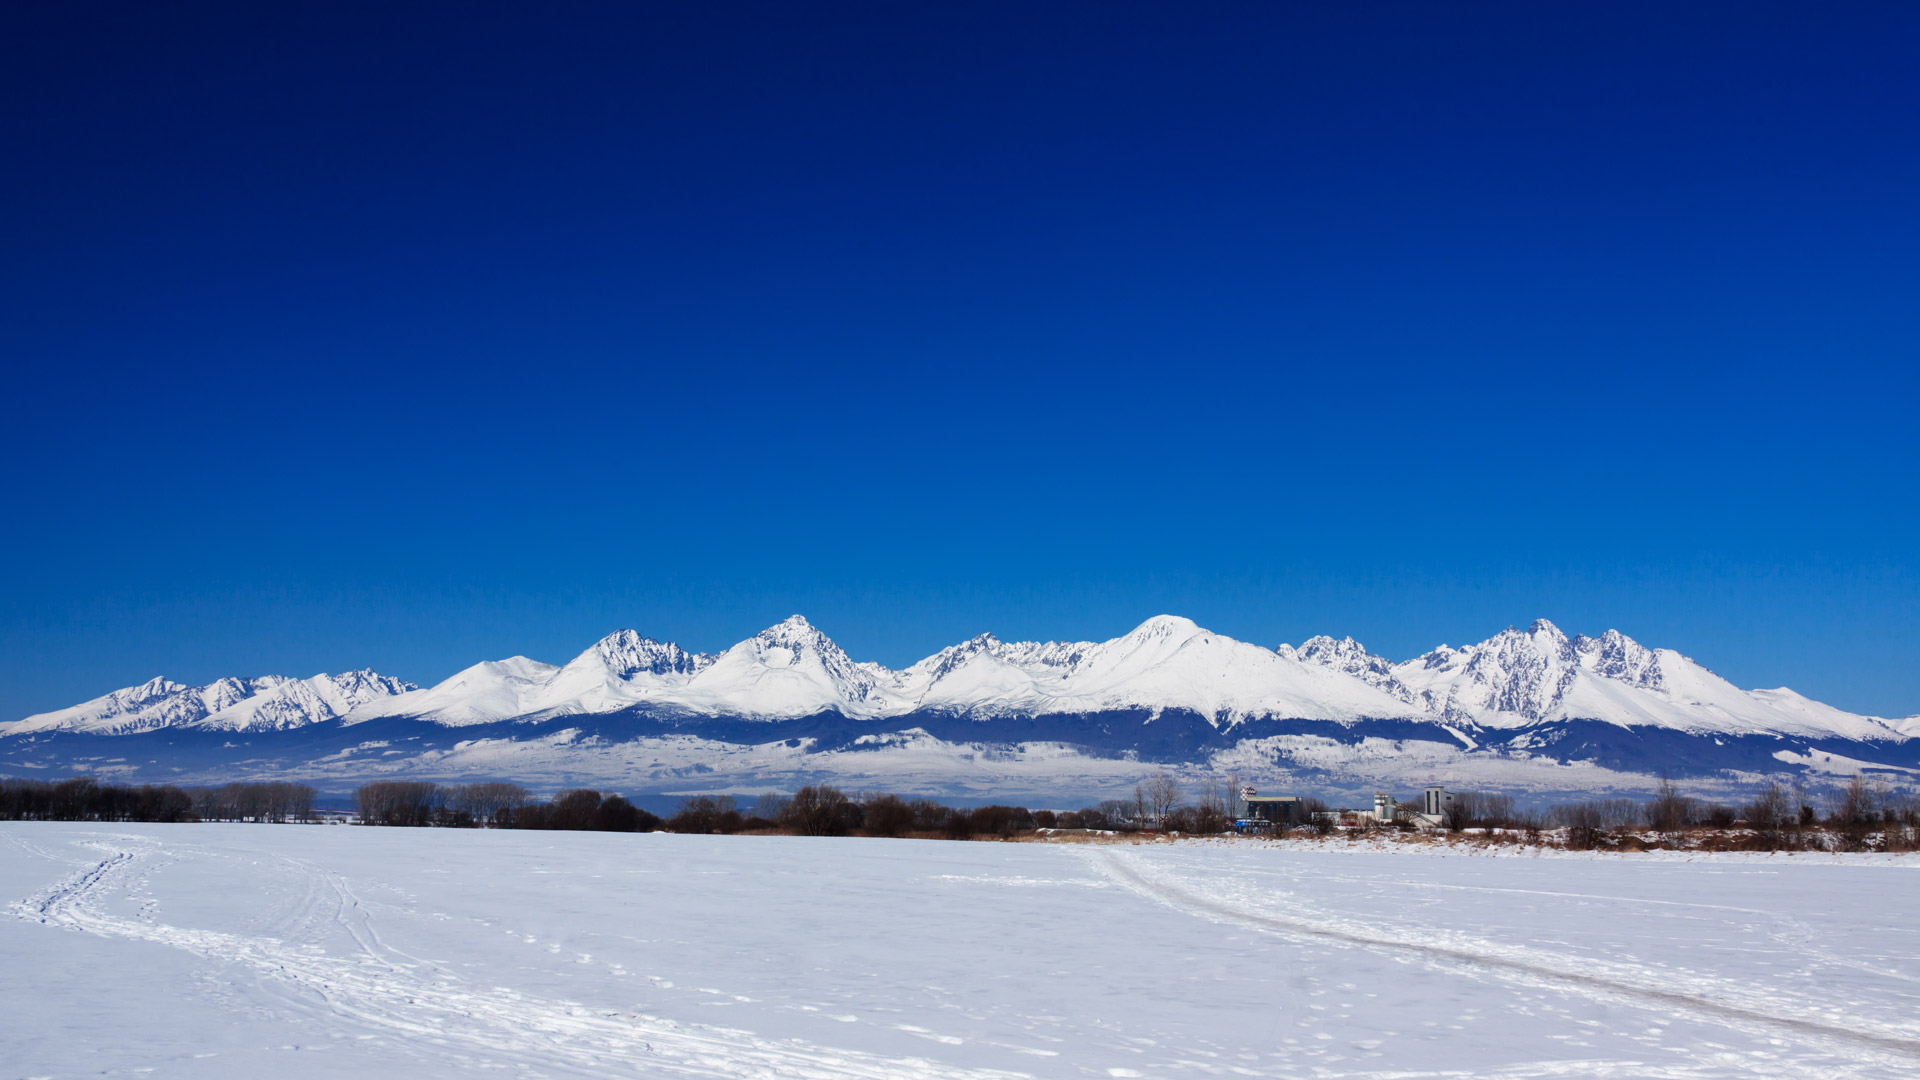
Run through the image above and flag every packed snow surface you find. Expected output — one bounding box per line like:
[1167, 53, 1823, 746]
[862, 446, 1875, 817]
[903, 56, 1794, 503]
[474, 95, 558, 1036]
[6, 824, 1920, 1079]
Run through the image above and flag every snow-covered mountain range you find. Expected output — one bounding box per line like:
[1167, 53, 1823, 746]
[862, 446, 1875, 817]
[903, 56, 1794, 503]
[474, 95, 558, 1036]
[4, 616, 1913, 799]
[332, 615, 1418, 730]
[6, 671, 416, 737]
[1281, 620, 1898, 741]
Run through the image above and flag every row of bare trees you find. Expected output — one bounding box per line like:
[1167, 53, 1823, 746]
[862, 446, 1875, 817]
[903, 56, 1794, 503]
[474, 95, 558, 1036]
[658, 788, 1042, 839]
[1429, 775, 1920, 851]
[17, 771, 1910, 851]
[191, 782, 317, 822]
[2, 777, 192, 821]
[0, 777, 317, 823]
[351, 781, 660, 831]
[659, 778, 1249, 839]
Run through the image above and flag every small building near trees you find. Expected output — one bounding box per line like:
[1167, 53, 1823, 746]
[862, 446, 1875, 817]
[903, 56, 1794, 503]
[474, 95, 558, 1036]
[1235, 786, 1303, 830]
[1413, 784, 1453, 827]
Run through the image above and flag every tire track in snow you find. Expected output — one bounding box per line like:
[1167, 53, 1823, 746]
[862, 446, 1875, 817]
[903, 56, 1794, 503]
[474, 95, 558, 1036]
[13, 834, 1031, 1080]
[1093, 848, 1920, 1064]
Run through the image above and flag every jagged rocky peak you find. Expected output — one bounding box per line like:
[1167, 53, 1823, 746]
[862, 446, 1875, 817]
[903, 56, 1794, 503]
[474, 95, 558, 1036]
[755, 614, 822, 644]
[1384, 619, 1582, 723]
[1524, 618, 1574, 656]
[1574, 628, 1665, 689]
[1292, 635, 1392, 680]
[319, 669, 416, 697]
[200, 676, 258, 711]
[1289, 636, 1417, 703]
[1295, 635, 1380, 667]
[590, 629, 711, 678]
[750, 614, 845, 659]
[918, 632, 1007, 680]
[125, 676, 188, 704]
[1460, 620, 1579, 719]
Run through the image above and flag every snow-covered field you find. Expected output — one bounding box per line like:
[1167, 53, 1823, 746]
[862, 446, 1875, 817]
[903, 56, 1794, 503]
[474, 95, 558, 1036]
[5, 825, 1919, 1079]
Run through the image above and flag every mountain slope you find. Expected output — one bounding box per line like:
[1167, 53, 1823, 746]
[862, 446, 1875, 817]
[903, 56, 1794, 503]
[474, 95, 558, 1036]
[345, 657, 560, 727]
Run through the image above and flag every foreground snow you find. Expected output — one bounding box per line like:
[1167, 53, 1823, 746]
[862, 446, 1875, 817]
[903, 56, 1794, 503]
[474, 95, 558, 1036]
[5, 826, 1919, 1079]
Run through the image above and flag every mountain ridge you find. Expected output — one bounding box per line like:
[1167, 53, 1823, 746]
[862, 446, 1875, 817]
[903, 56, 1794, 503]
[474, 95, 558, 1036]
[7, 615, 1908, 744]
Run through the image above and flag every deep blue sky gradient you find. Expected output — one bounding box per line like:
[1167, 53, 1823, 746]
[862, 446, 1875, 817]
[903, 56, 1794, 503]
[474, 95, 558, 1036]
[3, 2, 1916, 719]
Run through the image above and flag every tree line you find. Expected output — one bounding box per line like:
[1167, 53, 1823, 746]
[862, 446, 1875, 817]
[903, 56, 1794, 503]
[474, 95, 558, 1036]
[9, 772, 1916, 852]
[348, 783, 1050, 838]
[0, 777, 318, 822]
[1422, 774, 1920, 851]
[352, 781, 660, 831]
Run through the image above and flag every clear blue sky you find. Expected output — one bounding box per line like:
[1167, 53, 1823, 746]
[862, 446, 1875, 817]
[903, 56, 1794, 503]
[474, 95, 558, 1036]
[2, 2, 1915, 720]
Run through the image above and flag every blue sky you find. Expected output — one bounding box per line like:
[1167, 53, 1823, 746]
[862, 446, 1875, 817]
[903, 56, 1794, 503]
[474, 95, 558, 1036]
[2, 2, 1915, 719]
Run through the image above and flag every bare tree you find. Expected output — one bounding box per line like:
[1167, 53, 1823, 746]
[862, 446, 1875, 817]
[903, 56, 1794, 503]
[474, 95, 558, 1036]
[909, 798, 950, 832]
[1550, 798, 1640, 849]
[1830, 773, 1877, 850]
[447, 782, 530, 826]
[354, 781, 439, 826]
[1142, 773, 1181, 831]
[1193, 776, 1233, 834]
[667, 794, 740, 834]
[1831, 772, 1875, 827]
[1097, 799, 1135, 830]
[1296, 796, 1333, 835]
[751, 792, 791, 823]
[1646, 775, 1696, 836]
[782, 785, 854, 836]
[1744, 779, 1793, 848]
[1558, 801, 1609, 850]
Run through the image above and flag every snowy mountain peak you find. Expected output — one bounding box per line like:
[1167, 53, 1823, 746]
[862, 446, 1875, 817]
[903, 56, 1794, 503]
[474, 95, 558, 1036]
[130, 676, 186, 701]
[1294, 635, 1375, 665]
[1124, 614, 1206, 641]
[748, 615, 849, 663]
[588, 629, 712, 679]
[1290, 636, 1417, 704]
[757, 614, 820, 641]
[667, 616, 893, 715]
[1573, 629, 1665, 689]
[1446, 620, 1579, 721]
[912, 632, 1007, 682]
